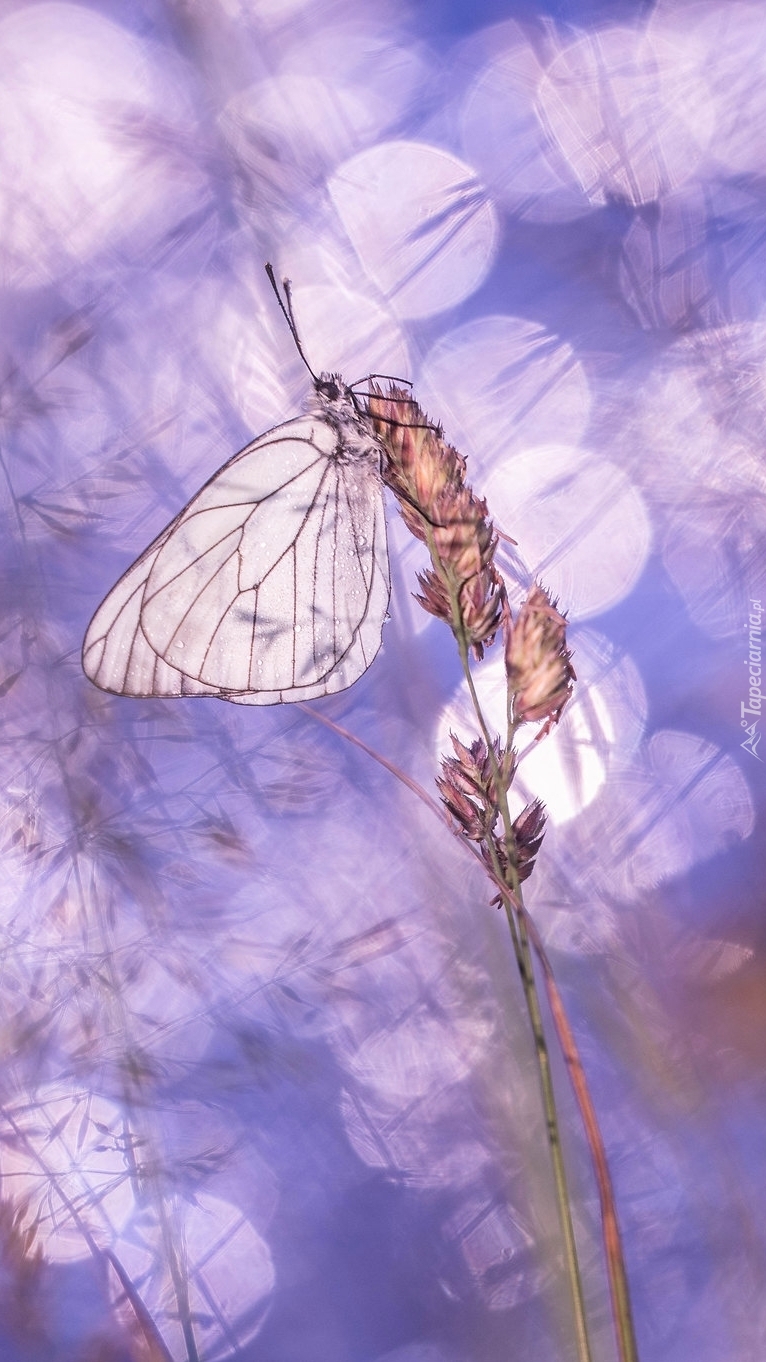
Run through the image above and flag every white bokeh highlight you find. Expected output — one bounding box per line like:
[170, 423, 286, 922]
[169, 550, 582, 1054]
[461, 29, 592, 223]
[0, 3, 204, 288]
[485, 444, 651, 619]
[419, 316, 593, 473]
[537, 26, 715, 206]
[328, 141, 499, 318]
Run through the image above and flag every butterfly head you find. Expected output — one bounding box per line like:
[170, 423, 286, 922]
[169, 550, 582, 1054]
[314, 372, 348, 405]
[311, 373, 367, 426]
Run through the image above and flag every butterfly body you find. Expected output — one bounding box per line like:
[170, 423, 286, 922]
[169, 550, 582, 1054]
[82, 376, 390, 704]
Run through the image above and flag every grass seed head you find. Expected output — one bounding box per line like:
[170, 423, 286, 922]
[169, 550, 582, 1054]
[504, 585, 575, 736]
[368, 384, 503, 655]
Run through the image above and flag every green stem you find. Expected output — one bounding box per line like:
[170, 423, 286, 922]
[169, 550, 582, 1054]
[447, 595, 593, 1362]
[508, 900, 593, 1362]
[519, 908, 640, 1362]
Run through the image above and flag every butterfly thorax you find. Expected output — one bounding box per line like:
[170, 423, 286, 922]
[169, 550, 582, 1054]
[308, 372, 381, 468]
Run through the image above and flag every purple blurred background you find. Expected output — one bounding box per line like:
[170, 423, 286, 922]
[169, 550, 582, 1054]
[1, 0, 765, 1358]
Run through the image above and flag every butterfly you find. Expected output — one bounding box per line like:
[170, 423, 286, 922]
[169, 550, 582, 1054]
[82, 269, 393, 705]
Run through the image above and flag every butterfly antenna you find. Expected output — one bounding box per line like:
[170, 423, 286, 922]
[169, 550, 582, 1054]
[362, 372, 414, 388]
[265, 263, 318, 382]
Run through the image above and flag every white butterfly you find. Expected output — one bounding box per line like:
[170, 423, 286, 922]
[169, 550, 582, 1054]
[82, 366, 391, 706]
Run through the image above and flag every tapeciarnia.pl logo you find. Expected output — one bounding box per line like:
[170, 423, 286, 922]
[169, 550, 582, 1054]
[741, 598, 763, 761]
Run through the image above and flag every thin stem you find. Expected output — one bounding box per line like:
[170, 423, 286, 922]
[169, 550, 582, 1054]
[453, 647, 594, 1362]
[511, 903, 593, 1362]
[519, 907, 640, 1362]
[105, 1250, 176, 1362]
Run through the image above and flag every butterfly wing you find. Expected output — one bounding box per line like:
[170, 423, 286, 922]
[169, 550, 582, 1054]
[81, 514, 222, 699]
[82, 413, 390, 703]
